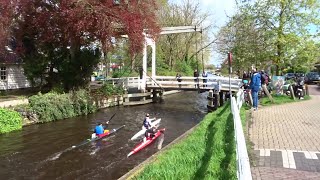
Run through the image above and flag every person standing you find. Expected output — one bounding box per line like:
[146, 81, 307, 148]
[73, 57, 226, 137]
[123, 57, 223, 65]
[242, 71, 250, 81]
[250, 68, 261, 111]
[176, 73, 182, 88]
[202, 71, 208, 87]
[194, 69, 199, 88]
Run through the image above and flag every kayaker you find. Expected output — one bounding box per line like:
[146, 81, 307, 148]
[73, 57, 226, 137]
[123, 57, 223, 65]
[94, 121, 109, 135]
[143, 113, 152, 129]
[144, 126, 157, 142]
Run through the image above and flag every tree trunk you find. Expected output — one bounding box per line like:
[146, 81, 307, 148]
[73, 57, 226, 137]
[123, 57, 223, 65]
[131, 54, 136, 71]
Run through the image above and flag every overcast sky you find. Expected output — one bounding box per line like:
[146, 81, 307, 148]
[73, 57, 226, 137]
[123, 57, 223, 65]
[169, 0, 238, 66]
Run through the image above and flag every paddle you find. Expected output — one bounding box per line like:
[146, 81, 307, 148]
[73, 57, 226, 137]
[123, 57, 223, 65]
[157, 129, 165, 150]
[105, 113, 116, 124]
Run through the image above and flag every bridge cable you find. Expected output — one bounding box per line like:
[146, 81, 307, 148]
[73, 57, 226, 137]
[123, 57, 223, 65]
[141, 68, 165, 92]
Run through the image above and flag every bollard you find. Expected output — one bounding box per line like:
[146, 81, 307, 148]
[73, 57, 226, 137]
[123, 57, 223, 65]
[305, 84, 309, 96]
[289, 85, 295, 100]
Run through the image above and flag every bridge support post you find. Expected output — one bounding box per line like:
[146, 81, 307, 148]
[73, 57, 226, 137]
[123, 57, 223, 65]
[207, 89, 215, 112]
[214, 92, 219, 110]
[219, 91, 224, 107]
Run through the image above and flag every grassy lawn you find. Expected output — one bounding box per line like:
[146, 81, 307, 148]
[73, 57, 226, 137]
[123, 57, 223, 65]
[130, 102, 242, 180]
[260, 95, 311, 106]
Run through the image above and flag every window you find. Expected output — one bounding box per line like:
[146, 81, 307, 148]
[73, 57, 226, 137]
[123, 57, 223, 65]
[0, 67, 6, 80]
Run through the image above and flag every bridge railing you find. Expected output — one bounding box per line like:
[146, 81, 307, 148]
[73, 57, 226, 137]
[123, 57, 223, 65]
[147, 76, 242, 90]
[231, 89, 252, 180]
[105, 77, 140, 89]
[105, 76, 243, 91]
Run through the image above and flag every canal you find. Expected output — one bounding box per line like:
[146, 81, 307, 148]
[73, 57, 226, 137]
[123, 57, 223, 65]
[0, 91, 208, 179]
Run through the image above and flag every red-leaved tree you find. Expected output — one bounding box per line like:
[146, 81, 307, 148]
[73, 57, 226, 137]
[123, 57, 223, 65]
[1, 0, 160, 90]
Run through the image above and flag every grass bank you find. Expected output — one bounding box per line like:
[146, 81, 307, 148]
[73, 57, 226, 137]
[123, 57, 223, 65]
[260, 94, 311, 106]
[130, 102, 246, 180]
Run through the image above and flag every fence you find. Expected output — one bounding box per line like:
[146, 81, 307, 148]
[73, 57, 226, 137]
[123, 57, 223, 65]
[231, 89, 252, 180]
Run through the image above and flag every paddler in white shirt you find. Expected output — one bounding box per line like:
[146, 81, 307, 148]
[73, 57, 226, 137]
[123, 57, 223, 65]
[143, 113, 152, 129]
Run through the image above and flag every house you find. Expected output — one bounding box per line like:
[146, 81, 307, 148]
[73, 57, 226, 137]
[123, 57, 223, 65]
[0, 52, 31, 90]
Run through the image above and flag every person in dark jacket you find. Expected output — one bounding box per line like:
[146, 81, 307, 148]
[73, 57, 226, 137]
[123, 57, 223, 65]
[143, 126, 157, 142]
[202, 71, 208, 87]
[250, 68, 261, 111]
[194, 69, 199, 88]
[176, 73, 182, 88]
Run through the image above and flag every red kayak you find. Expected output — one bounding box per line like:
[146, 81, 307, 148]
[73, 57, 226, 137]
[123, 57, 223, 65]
[127, 128, 165, 157]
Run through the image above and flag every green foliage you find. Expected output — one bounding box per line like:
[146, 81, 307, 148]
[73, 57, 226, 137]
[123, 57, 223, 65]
[175, 60, 195, 76]
[155, 0, 212, 74]
[111, 69, 134, 78]
[0, 108, 22, 134]
[59, 48, 101, 91]
[216, 0, 320, 75]
[132, 103, 237, 180]
[70, 89, 97, 116]
[98, 84, 125, 97]
[28, 90, 96, 122]
[0, 90, 7, 96]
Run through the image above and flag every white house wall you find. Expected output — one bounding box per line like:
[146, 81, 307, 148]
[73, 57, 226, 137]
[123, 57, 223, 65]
[0, 65, 31, 90]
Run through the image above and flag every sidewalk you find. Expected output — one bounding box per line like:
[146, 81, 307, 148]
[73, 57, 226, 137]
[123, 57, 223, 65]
[249, 90, 320, 179]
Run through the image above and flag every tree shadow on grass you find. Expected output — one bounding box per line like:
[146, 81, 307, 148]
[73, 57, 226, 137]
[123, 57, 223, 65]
[193, 119, 216, 179]
[193, 104, 229, 179]
[219, 113, 236, 179]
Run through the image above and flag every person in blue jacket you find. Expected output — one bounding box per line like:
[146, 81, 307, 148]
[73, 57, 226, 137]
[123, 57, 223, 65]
[94, 121, 109, 135]
[250, 68, 261, 111]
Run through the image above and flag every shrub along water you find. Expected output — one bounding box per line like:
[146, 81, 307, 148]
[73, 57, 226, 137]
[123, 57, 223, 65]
[131, 103, 238, 180]
[0, 108, 23, 134]
[28, 89, 96, 122]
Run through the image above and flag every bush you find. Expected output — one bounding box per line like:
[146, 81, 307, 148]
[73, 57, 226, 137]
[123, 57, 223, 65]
[0, 108, 22, 134]
[28, 90, 96, 122]
[99, 84, 125, 97]
[70, 89, 97, 115]
[175, 60, 194, 76]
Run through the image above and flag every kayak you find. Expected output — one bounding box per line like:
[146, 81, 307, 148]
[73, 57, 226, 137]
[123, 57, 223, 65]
[130, 118, 161, 141]
[71, 125, 125, 149]
[127, 128, 165, 157]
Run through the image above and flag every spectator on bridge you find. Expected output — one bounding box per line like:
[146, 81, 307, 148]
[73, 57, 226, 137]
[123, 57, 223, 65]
[176, 73, 182, 88]
[202, 71, 208, 87]
[194, 69, 199, 88]
[242, 71, 250, 81]
[250, 68, 261, 111]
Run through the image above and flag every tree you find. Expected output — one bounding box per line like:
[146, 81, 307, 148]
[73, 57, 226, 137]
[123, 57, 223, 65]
[216, 0, 320, 75]
[2, 0, 160, 90]
[156, 0, 213, 75]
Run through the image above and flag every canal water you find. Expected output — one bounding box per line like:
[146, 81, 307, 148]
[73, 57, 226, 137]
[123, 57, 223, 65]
[0, 91, 208, 179]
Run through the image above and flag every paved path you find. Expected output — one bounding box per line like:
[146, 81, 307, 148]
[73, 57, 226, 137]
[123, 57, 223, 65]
[249, 85, 320, 179]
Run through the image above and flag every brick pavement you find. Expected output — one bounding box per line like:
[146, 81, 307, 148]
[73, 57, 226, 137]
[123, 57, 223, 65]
[249, 85, 320, 179]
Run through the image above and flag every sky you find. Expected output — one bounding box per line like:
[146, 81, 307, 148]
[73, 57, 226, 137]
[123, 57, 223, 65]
[169, 0, 238, 67]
